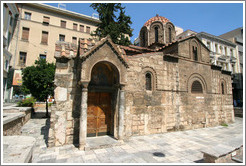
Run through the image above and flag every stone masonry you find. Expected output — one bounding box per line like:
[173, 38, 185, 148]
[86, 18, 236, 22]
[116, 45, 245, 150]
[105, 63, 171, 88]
[48, 15, 234, 150]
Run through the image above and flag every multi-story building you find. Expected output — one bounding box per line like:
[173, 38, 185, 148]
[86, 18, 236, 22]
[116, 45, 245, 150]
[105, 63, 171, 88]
[3, 3, 19, 102]
[8, 3, 100, 101]
[219, 27, 243, 104]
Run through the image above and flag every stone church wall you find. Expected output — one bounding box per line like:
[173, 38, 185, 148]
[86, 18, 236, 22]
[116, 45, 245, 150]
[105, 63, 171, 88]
[123, 51, 234, 138]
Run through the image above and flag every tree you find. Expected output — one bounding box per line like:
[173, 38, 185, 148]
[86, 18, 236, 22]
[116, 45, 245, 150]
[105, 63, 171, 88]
[22, 58, 55, 117]
[90, 3, 133, 46]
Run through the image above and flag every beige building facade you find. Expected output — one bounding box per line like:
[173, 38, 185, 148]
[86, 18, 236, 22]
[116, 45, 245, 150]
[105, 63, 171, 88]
[10, 3, 100, 69]
[7, 3, 100, 101]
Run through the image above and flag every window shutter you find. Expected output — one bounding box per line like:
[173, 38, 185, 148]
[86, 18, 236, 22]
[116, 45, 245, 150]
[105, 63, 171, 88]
[61, 20, 66, 28]
[72, 37, 77, 44]
[73, 23, 77, 31]
[41, 31, 48, 44]
[22, 27, 29, 40]
[86, 26, 90, 33]
[43, 16, 50, 24]
[80, 25, 84, 32]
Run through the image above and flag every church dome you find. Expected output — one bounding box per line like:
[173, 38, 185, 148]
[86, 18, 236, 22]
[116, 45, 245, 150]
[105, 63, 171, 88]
[144, 14, 170, 27]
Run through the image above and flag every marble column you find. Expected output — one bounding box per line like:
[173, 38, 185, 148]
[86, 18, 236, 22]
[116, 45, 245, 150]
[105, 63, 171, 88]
[79, 82, 88, 150]
[118, 84, 125, 140]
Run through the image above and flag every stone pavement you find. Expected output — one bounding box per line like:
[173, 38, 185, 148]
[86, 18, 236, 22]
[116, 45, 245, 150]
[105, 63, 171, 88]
[20, 111, 243, 163]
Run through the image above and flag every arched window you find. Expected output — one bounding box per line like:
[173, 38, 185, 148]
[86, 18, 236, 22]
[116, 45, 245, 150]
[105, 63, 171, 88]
[193, 46, 198, 61]
[191, 81, 203, 93]
[155, 27, 158, 43]
[221, 83, 224, 94]
[169, 27, 172, 43]
[145, 73, 152, 90]
[142, 31, 146, 46]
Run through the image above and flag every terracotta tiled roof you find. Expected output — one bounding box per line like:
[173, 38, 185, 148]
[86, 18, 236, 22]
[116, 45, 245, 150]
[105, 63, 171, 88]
[144, 14, 170, 27]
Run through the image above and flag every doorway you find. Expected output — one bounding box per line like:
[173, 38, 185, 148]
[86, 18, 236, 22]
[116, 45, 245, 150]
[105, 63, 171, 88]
[87, 61, 119, 137]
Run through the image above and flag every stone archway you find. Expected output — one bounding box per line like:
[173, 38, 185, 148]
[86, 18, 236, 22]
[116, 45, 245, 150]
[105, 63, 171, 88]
[87, 61, 120, 137]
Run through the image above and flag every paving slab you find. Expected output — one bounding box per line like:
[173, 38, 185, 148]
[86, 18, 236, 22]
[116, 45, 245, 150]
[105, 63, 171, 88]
[3, 136, 36, 163]
[14, 116, 244, 164]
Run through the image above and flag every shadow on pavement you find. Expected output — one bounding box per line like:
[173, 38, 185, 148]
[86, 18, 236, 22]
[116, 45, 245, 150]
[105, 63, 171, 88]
[41, 117, 50, 147]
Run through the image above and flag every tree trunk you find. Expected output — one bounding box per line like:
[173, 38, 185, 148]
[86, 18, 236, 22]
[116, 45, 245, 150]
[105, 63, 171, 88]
[46, 99, 50, 118]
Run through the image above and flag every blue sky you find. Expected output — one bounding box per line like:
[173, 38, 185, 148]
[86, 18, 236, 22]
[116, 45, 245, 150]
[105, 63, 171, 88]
[45, 2, 243, 43]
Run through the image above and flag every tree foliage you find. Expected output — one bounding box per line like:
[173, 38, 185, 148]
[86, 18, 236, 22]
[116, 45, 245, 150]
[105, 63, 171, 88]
[90, 3, 133, 46]
[22, 59, 55, 117]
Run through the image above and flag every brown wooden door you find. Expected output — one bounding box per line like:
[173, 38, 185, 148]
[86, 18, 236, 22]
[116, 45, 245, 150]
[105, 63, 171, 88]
[87, 92, 111, 137]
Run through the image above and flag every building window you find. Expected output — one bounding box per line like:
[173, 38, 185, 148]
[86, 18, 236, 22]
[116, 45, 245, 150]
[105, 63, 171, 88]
[193, 46, 198, 61]
[21, 27, 30, 41]
[221, 82, 225, 94]
[41, 31, 48, 44]
[43, 16, 50, 25]
[155, 27, 158, 43]
[142, 31, 146, 47]
[86, 26, 90, 33]
[72, 37, 77, 44]
[225, 47, 227, 56]
[59, 34, 65, 42]
[191, 80, 203, 93]
[24, 12, 31, 20]
[39, 54, 46, 60]
[220, 46, 223, 54]
[207, 41, 210, 50]
[230, 49, 234, 57]
[145, 73, 152, 91]
[169, 27, 172, 43]
[60, 20, 66, 28]
[80, 25, 84, 32]
[73, 23, 77, 31]
[19, 52, 27, 66]
[5, 60, 9, 70]
[215, 44, 218, 53]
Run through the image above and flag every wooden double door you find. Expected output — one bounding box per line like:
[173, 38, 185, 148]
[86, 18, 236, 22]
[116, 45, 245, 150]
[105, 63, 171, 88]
[87, 92, 112, 137]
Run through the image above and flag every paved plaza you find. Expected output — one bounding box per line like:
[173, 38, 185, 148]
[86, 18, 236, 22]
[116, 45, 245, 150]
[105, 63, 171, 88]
[20, 111, 243, 163]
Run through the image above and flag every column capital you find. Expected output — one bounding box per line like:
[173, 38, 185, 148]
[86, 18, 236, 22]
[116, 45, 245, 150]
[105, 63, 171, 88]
[78, 81, 89, 89]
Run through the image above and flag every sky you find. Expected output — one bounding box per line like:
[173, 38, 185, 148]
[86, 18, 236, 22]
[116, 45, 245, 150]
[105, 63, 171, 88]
[44, 2, 244, 43]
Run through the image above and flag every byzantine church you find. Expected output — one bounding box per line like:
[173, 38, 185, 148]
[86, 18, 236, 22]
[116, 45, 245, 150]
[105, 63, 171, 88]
[48, 14, 234, 150]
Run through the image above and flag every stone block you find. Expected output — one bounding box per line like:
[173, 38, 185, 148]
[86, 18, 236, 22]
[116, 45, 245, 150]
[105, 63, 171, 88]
[55, 87, 67, 102]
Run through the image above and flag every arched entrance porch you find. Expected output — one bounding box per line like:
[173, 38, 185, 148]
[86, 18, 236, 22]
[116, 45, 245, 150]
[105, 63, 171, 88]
[79, 61, 126, 150]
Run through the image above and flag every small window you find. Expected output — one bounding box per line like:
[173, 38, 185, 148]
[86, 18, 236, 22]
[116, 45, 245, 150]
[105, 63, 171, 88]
[39, 54, 46, 60]
[59, 34, 65, 42]
[221, 82, 225, 94]
[24, 12, 31, 20]
[142, 31, 146, 47]
[230, 49, 234, 57]
[19, 52, 27, 66]
[145, 73, 152, 91]
[86, 26, 90, 33]
[169, 27, 172, 43]
[155, 27, 158, 43]
[22, 27, 30, 41]
[207, 41, 210, 50]
[5, 60, 9, 70]
[225, 47, 227, 56]
[72, 37, 77, 44]
[60, 20, 66, 28]
[193, 46, 198, 61]
[215, 44, 218, 53]
[41, 31, 48, 44]
[43, 16, 50, 25]
[80, 25, 84, 32]
[73, 23, 77, 31]
[220, 46, 223, 54]
[191, 81, 203, 93]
